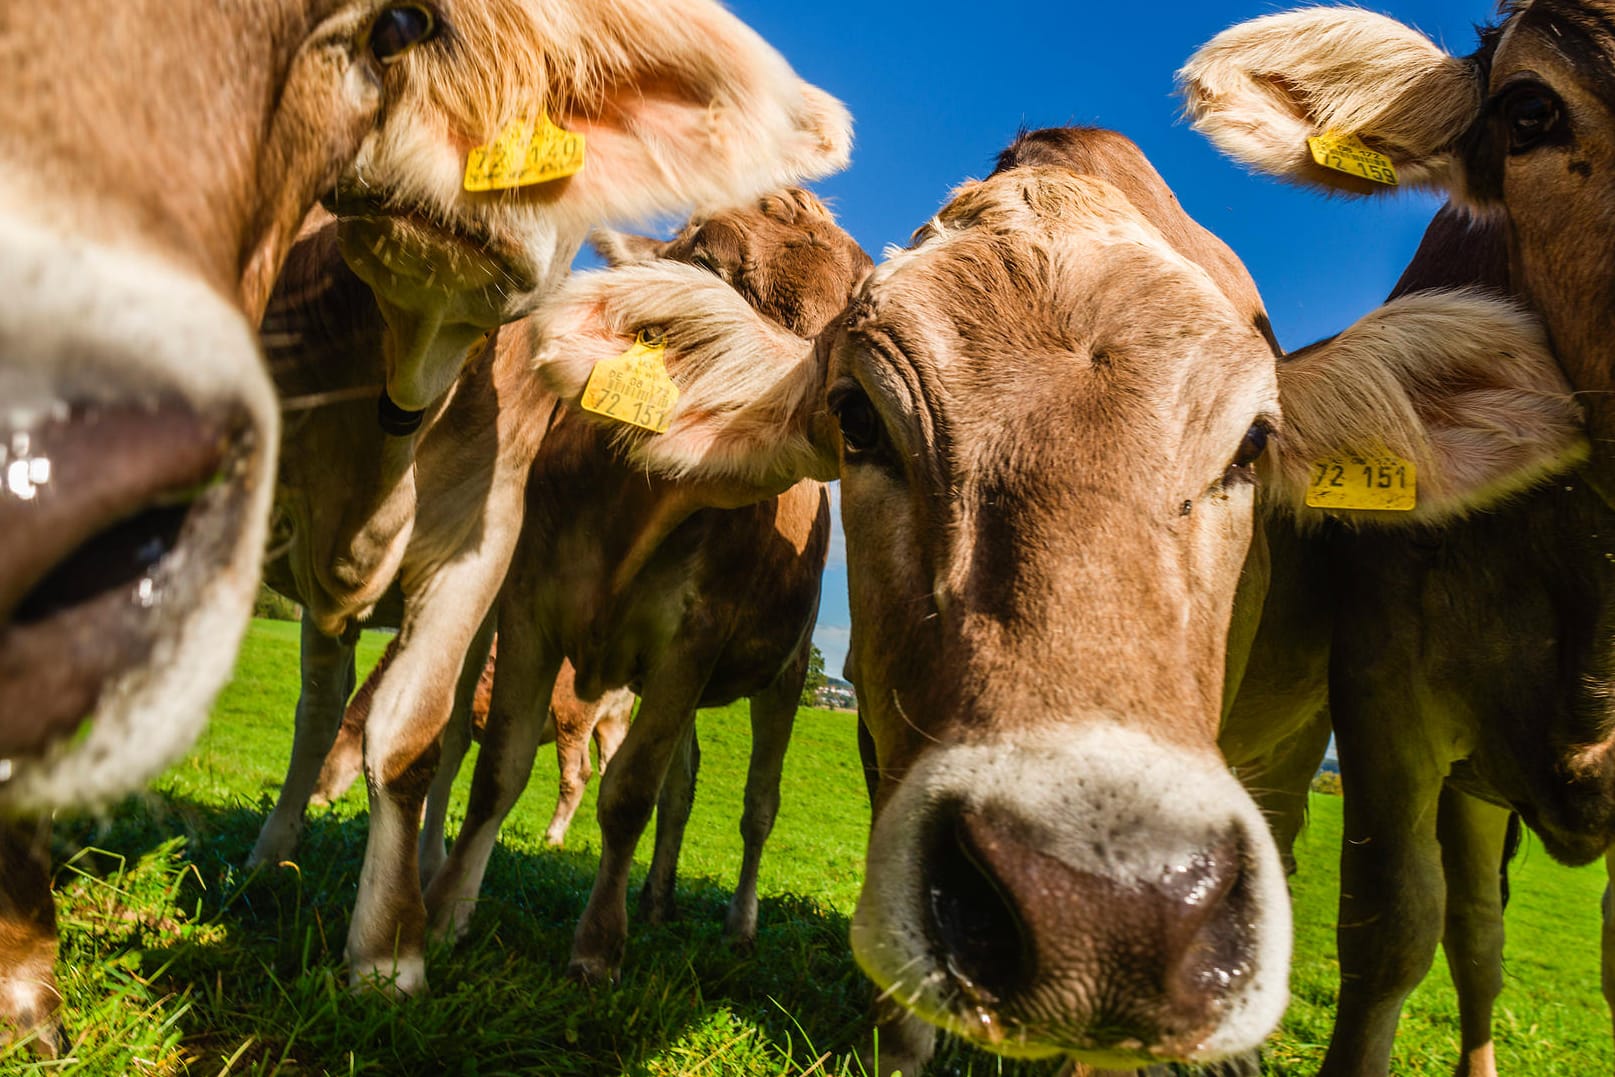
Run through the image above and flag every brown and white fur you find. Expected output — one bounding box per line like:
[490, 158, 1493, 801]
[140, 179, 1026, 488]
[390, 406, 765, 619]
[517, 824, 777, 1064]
[420, 189, 870, 982]
[1181, 5, 1615, 1072]
[525, 127, 1587, 1074]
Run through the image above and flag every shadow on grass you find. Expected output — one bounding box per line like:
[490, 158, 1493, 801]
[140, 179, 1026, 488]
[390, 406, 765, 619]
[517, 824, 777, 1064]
[45, 791, 883, 1076]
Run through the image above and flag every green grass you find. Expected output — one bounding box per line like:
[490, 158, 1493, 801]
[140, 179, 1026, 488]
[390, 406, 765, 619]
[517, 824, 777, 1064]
[8, 618, 1613, 1074]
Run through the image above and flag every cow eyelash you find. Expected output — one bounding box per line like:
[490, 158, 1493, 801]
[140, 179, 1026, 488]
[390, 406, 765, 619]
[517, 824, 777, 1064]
[1220, 418, 1274, 488]
[828, 383, 889, 461]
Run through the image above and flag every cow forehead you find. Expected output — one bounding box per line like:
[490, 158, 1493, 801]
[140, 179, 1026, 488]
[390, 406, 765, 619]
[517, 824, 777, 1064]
[1495, 1, 1615, 104]
[852, 169, 1266, 389]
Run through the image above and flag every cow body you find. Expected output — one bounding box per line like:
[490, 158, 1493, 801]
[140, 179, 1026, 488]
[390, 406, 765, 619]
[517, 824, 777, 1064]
[527, 127, 1587, 1074]
[252, 188, 864, 996]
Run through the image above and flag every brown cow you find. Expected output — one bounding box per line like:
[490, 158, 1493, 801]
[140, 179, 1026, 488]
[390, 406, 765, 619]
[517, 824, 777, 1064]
[416, 190, 870, 979]
[310, 642, 633, 851]
[1181, 5, 1615, 1072]
[0, 0, 455, 1052]
[524, 127, 1589, 1074]
[252, 187, 862, 995]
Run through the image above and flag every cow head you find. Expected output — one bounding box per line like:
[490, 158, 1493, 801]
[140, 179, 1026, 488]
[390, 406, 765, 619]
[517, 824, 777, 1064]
[0, 0, 452, 813]
[330, 0, 853, 419]
[0, 0, 848, 815]
[530, 129, 1584, 1067]
[1179, 0, 1615, 490]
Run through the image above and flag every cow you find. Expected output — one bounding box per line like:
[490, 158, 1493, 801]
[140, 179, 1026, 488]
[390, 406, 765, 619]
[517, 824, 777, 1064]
[1178, 4, 1615, 1072]
[405, 189, 870, 981]
[0, 0, 447, 1051]
[520, 126, 1590, 1074]
[251, 186, 863, 996]
[1, 0, 851, 1047]
[310, 643, 634, 851]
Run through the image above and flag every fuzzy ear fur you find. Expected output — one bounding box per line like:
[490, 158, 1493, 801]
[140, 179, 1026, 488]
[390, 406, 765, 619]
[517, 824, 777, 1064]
[589, 228, 664, 267]
[1178, 7, 1482, 194]
[356, 0, 853, 245]
[1265, 290, 1587, 524]
[532, 261, 837, 492]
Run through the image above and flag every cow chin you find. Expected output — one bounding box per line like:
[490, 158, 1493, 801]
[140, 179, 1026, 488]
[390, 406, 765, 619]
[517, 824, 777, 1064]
[850, 722, 1291, 1066]
[0, 215, 276, 815]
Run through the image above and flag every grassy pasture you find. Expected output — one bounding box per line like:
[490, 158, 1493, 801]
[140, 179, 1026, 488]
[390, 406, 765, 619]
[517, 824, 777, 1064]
[7, 618, 1613, 1075]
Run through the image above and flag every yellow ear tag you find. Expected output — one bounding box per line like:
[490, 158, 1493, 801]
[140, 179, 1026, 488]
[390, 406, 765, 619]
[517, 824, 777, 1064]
[464, 114, 586, 192]
[1306, 130, 1399, 186]
[1306, 449, 1417, 511]
[580, 331, 679, 434]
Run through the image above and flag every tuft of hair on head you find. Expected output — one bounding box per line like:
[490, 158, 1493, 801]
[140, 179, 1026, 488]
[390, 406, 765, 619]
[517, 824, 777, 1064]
[1264, 288, 1587, 526]
[530, 261, 833, 493]
[1177, 7, 1483, 194]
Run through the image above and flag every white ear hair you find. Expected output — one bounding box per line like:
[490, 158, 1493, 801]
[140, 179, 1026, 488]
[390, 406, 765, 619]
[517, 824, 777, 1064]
[1179, 7, 1481, 193]
[1266, 289, 1586, 525]
[533, 262, 835, 490]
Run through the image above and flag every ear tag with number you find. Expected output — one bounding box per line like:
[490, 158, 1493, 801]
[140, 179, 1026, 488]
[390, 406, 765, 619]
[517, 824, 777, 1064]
[580, 331, 679, 434]
[464, 113, 586, 192]
[1306, 449, 1417, 511]
[1307, 130, 1399, 186]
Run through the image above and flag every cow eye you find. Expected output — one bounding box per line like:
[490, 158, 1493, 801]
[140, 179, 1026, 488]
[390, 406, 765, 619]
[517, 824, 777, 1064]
[370, 4, 437, 64]
[830, 388, 885, 457]
[1223, 420, 1271, 486]
[1502, 86, 1562, 153]
[1232, 422, 1269, 468]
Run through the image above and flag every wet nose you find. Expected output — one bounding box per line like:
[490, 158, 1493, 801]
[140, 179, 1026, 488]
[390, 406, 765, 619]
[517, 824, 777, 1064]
[0, 400, 234, 754]
[922, 803, 1254, 1048]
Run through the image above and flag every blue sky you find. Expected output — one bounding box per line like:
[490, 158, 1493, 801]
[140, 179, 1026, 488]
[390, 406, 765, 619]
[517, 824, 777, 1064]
[720, 1, 1491, 676]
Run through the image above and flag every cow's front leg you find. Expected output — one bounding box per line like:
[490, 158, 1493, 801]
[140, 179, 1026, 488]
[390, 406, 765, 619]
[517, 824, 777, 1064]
[570, 664, 709, 984]
[1604, 850, 1615, 1051]
[545, 691, 602, 848]
[1321, 696, 1448, 1077]
[638, 724, 697, 925]
[346, 569, 508, 995]
[418, 614, 495, 888]
[1438, 788, 1509, 1077]
[424, 596, 560, 944]
[726, 667, 801, 946]
[0, 818, 62, 1057]
[249, 619, 355, 868]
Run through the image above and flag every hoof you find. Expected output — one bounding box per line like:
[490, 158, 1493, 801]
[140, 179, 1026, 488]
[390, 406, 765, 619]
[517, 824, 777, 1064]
[347, 955, 428, 999]
[565, 955, 620, 987]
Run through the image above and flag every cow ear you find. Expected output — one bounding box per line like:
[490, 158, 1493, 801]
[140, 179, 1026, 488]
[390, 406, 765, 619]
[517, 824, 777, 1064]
[545, 0, 853, 224]
[589, 229, 665, 267]
[532, 262, 838, 496]
[1178, 8, 1481, 194]
[1263, 290, 1587, 525]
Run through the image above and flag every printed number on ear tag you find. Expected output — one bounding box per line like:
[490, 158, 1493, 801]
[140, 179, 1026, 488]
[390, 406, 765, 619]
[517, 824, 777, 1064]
[1307, 130, 1399, 186]
[581, 331, 679, 434]
[464, 114, 586, 192]
[1306, 450, 1417, 512]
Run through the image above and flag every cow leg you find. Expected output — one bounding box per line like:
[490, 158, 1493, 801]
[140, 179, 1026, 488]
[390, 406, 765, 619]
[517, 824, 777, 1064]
[418, 615, 495, 888]
[1319, 708, 1448, 1076]
[726, 668, 800, 946]
[424, 598, 560, 946]
[1438, 787, 1509, 1077]
[545, 695, 600, 849]
[1604, 849, 1615, 1051]
[570, 663, 710, 984]
[248, 620, 356, 868]
[638, 722, 698, 925]
[346, 559, 513, 996]
[1243, 710, 1331, 876]
[0, 818, 62, 1058]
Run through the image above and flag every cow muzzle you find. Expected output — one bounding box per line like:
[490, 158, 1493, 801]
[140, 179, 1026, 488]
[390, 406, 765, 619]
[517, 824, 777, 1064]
[0, 216, 276, 813]
[850, 723, 1290, 1066]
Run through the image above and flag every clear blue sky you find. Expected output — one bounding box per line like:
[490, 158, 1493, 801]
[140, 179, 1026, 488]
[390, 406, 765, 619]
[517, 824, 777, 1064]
[728, 1, 1490, 676]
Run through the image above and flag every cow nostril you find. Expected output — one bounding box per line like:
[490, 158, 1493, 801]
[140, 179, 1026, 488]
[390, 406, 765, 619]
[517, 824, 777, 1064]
[1162, 833, 1255, 1001]
[12, 501, 192, 626]
[923, 807, 1031, 1003]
